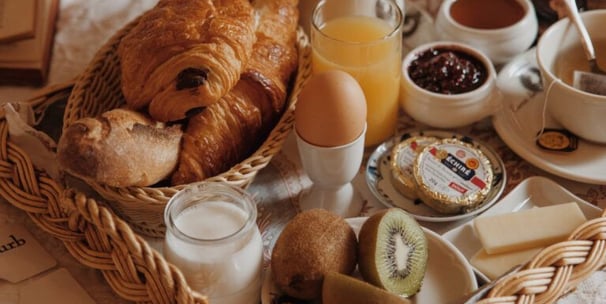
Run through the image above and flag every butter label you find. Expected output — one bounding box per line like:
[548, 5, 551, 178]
[0, 223, 57, 283]
[419, 142, 491, 197]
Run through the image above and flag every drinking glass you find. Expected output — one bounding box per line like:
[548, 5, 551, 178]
[311, 0, 403, 147]
[163, 182, 263, 304]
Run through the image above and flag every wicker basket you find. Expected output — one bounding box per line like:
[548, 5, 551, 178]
[61, 20, 312, 237]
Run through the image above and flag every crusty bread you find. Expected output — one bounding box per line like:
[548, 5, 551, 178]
[57, 108, 183, 187]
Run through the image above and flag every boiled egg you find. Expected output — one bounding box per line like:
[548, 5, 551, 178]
[295, 70, 367, 147]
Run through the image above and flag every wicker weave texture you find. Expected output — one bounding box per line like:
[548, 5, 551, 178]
[478, 208, 606, 304]
[63, 22, 312, 237]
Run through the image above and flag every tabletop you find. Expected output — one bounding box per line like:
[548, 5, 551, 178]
[1, 0, 605, 303]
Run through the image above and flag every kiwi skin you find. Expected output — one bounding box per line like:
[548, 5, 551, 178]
[271, 209, 358, 300]
[357, 208, 428, 297]
[322, 271, 411, 304]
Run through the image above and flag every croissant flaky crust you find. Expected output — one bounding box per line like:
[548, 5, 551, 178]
[171, 0, 299, 185]
[118, 0, 257, 122]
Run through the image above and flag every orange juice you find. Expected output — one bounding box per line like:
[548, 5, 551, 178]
[312, 15, 402, 146]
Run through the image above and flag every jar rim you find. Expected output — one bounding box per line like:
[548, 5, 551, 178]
[164, 182, 258, 245]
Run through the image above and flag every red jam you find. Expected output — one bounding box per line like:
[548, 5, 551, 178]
[407, 48, 487, 94]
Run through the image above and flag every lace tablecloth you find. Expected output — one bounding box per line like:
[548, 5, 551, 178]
[0, 1, 605, 303]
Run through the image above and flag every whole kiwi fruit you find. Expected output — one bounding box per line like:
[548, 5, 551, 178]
[358, 208, 428, 297]
[271, 209, 358, 300]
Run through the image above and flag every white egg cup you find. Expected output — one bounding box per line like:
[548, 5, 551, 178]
[295, 125, 366, 218]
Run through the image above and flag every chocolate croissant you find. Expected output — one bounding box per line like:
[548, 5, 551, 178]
[118, 0, 257, 122]
[171, 0, 299, 185]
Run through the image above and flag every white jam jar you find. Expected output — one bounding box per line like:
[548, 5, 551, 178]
[163, 182, 263, 304]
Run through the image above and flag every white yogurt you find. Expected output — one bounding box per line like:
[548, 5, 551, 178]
[163, 184, 263, 304]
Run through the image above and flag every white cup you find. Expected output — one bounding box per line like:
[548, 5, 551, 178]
[434, 0, 538, 65]
[295, 125, 366, 218]
[537, 10, 606, 144]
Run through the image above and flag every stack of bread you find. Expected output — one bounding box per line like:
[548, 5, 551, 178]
[57, 0, 299, 187]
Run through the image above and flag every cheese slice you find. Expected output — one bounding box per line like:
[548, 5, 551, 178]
[471, 247, 542, 280]
[473, 202, 587, 254]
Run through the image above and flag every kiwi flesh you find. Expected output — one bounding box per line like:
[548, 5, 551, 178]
[271, 209, 358, 300]
[357, 208, 428, 297]
[322, 271, 411, 304]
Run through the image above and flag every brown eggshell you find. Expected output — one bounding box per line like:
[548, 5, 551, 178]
[295, 70, 367, 147]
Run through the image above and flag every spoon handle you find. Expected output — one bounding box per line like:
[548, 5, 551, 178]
[557, 0, 596, 61]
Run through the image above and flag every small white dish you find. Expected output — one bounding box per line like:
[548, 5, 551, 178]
[400, 41, 501, 128]
[493, 48, 606, 185]
[261, 217, 478, 304]
[366, 130, 506, 223]
[442, 176, 603, 283]
[434, 0, 538, 65]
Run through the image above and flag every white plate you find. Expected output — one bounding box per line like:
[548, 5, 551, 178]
[442, 176, 603, 283]
[261, 217, 477, 304]
[493, 48, 606, 185]
[366, 130, 506, 223]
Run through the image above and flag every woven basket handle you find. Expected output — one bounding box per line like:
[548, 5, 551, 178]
[0, 85, 208, 303]
[61, 189, 208, 303]
[479, 208, 606, 303]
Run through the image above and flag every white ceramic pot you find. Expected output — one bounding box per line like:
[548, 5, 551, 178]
[434, 0, 538, 65]
[400, 41, 500, 129]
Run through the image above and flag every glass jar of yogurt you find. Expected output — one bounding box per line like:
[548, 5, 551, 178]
[163, 182, 263, 304]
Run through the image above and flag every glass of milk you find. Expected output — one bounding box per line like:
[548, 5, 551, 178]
[163, 182, 263, 304]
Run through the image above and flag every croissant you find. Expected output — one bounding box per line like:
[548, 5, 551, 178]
[171, 0, 299, 185]
[118, 0, 257, 122]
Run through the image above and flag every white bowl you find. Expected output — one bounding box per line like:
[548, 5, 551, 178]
[434, 0, 538, 65]
[400, 41, 500, 129]
[537, 10, 606, 144]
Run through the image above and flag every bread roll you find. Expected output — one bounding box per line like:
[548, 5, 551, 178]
[118, 0, 257, 122]
[57, 109, 183, 187]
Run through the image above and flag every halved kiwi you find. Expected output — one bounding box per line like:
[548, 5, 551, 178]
[322, 271, 411, 304]
[357, 208, 428, 297]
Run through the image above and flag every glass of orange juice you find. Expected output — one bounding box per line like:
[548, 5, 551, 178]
[311, 0, 403, 147]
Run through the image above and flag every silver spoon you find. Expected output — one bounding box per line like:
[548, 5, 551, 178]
[557, 0, 604, 74]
